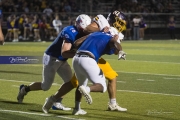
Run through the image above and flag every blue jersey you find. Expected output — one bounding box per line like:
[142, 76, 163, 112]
[78, 32, 114, 62]
[45, 25, 81, 61]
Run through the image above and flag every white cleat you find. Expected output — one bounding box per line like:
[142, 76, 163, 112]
[52, 102, 71, 111]
[42, 96, 55, 114]
[78, 85, 92, 104]
[72, 109, 87, 115]
[108, 103, 127, 112]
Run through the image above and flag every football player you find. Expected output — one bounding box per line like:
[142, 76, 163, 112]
[72, 27, 124, 115]
[42, 10, 127, 115]
[17, 14, 91, 114]
[77, 10, 127, 112]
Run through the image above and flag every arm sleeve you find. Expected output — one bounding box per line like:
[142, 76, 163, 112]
[93, 14, 110, 31]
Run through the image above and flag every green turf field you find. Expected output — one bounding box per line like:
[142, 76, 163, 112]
[0, 40, 180, 120]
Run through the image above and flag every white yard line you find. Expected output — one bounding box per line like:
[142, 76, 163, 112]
[163, 77, 180, 80]
[106, 59, 180, 64]
[0, 109, 51, 116]
[0, 79, 31, 83]
[136, 79, 155, 82]
[146, 80, 155, 82]
[116, 81, 126, 83]
[117, 71, 180, 77]
[118, 90, 180, 97]
[0, 109, 85, 120]
[0, 79, 60, 86]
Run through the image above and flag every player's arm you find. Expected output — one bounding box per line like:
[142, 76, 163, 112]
[83, 22, 100, 34]
[109, 34, 126, 60]
[74, 34, 89, 48]
[0, 13, 5, 45]
[109, 34, 122, 53]
[61, 39, 76, 58]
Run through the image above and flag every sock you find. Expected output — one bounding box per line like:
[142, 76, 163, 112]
[75, 101, 81, 110]
[51, 95, 57, 102]
[110, 98, 116, 104]
[25, 86, 30, 93]
[56, 98, 63, 103]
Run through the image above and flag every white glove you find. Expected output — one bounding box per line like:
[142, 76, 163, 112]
[118, 51, 126, 60]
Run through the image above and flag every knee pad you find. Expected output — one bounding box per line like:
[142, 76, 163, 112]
[70, 74, 79, 88]
[41, 83, 51, 91]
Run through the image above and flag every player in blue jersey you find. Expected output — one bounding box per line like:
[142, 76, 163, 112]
[72, 27, 123, 115]
[42, 11, 127, 115]
[81, 10, 127, 112]
[17, 14, 91, 111]
[70, 11, 127, 114]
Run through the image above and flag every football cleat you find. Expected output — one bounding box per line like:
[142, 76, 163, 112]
[52, 102, 71, 111]
[42, 96, 55, 114]
[17, 84, 27, 103]
[78, 85, 92, 104]
[108, 102, 127, 112]
[72, 109, 87, 115]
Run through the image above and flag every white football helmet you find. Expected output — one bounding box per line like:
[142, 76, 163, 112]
[75, 14, 91, 30]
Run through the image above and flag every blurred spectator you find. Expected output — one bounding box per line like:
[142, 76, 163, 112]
[63, 1, 71, 13]
[45, 16, 55, 40]
[167, 16, 176, 40]
[52, 14, 62, 36]
[18, 14, 25, 40]
[125, 17, 132, 40]
[22, 1, 29, 13]
[32, 14, 41, 42]
[139, 17, 147, 40]
[43, 5, 53, 17]
[40, 0, 47, 11]
[132, 15, 141, 40]
[11, 15, 19, 42]
[5, 16, 13, 41]
[23, 15, 32, 40]
[59, 10, 69, 21]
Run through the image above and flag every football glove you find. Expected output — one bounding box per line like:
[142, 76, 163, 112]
[118, 51, 126, 60]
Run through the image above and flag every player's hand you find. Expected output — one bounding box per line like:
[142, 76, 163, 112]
[118, 51, 126, 60]
[102, 26, 109, 33]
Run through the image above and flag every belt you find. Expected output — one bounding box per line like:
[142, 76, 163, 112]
[76, 52, 94, 59]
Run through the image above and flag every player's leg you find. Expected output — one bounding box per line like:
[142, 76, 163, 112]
[50, 61, 74, 111]
[72, 56, 90, 115]
[74, 57, 107, 108]
[17, 54, 58, 103]
[98, 58, 127, 111]
[72, 57, 107, 115]
[42, 61, 74, 113]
